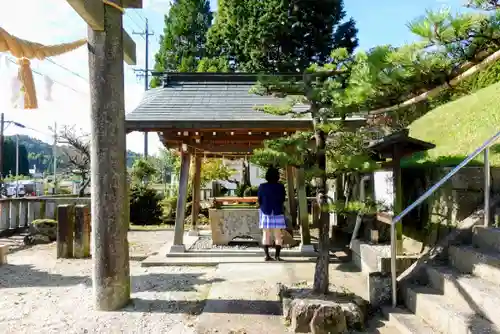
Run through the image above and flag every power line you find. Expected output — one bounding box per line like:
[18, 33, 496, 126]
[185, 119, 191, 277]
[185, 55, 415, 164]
[46, 58, 88, 82]
[133, 18, 154, 158]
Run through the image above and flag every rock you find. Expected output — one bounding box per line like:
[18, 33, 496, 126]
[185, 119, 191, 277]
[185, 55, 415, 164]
[310, 304, 347, 334]
[290, 299, 321, 333]
[339, 301, 364, 330]
[278, 283, 368, 333]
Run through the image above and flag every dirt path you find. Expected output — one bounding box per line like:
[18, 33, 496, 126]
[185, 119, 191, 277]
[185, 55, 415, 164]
[0, 230, 215, 334]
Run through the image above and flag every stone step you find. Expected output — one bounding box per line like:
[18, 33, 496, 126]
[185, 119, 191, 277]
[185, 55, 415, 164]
[141, 254, 318, 267]
[402, 283, 498, 334]
[472, 226, 500, 253]
[449, 245, 500, 285]
[382, 306, 437, 334]
[167, 249, 318, 258]
[425, 265, 500, 328]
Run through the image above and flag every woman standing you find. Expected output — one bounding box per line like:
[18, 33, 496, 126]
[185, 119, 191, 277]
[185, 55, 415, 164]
[257, 166, 287, 261]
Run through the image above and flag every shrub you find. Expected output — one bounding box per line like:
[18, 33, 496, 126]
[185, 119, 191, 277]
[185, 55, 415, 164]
[243, 186, 258, 197]
[129, 184, 163, 225]
[160, 195, 178, 224]
[235, 184, 249, 197]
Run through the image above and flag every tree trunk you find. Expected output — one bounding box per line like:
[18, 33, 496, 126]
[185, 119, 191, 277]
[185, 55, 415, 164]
[79, 177, 90, 197]
[312, 117, 330, 295]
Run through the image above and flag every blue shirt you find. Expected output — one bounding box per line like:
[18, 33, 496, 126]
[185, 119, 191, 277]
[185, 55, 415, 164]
[257, 182, 286, 215]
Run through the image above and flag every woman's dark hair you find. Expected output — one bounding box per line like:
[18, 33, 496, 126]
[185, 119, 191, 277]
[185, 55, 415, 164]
[265, 166, 280, 183]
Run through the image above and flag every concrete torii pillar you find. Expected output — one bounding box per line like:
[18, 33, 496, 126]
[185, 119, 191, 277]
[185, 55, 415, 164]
[66, 0, 140, 311]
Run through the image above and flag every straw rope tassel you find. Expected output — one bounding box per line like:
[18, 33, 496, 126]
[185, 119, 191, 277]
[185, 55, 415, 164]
[0, 27, 87, 109]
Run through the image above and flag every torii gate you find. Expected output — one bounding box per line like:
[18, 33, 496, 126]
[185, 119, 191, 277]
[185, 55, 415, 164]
[66, 0, 141, 311]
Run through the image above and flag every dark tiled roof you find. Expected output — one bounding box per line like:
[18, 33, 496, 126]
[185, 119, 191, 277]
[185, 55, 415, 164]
[126, 73, 310, 123]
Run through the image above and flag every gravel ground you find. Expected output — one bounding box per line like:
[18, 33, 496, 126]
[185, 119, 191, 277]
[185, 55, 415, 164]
[0, 231, 216, 334]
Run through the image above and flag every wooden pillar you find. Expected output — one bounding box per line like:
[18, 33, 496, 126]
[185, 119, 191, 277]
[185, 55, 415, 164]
[87, 0, 130, 311]
[286, 165, 297, 228]
[189, 155, 202, 236]
[57, 204, 75, 259]
[393, 148, 404, 255]
[74, 205, 91, 258]
[171, 149, 191, 252]
[296, 168, 312, 251]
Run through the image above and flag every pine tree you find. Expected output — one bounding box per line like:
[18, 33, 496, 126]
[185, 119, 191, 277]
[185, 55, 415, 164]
[206, 0, 358, 72]
[152, 0, 213, 86]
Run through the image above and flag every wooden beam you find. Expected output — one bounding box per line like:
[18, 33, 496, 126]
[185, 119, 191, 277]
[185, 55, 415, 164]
[122, 30, 136, 65]
[123, 0, 142, 7]
[67, 0, 104, 30]
[67, 0, 137, 65]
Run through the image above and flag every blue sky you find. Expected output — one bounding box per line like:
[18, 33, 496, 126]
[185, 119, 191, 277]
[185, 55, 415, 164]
[0, 0, 468, 155]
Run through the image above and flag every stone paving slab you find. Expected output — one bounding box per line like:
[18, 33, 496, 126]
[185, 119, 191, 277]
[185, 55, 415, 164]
[195, 262, 375, 334]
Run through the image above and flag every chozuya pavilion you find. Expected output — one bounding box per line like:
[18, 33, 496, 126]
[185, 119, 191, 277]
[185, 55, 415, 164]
[125, 72, 366, 255]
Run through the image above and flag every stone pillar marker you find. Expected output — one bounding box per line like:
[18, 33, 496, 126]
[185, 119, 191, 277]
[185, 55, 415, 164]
[18, 200, 27, 228]
[87, 0, 131, 311]
[171, 149, 191, 252]
[189, 155, 202, 236]
[57, 204, 75, 258]
[9, 201, 18, 229]
[74, 205, 91, 258]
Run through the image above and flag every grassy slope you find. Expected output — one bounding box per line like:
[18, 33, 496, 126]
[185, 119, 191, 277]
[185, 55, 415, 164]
[404, 81, 500, 167]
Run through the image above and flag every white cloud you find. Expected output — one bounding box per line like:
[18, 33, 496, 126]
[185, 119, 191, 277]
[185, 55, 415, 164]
[0, 0, 162, 155]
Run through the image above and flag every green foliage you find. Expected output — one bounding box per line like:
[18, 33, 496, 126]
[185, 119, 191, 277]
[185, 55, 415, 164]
[31, 219, 57, 226]
[243, 185, 259, 197]
[160, 195, 178, 224]
[2, 137, 30, 178]
[235, 183, 248, 197]
[129, 184, 164, 225]
[205, 0, 358, 72]
[130, 158, 157, 184]
[151, 0, 212, 86]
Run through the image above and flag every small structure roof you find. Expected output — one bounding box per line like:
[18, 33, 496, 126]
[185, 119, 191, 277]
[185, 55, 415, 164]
[125, 72, 366, 157]
[368, 129, 435, 161]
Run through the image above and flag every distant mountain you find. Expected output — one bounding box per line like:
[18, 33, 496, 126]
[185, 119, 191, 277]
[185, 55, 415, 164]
[5, 135, 142, 173]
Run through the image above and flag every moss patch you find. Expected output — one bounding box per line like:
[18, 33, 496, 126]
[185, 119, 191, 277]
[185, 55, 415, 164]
[404, 81, 500, 167]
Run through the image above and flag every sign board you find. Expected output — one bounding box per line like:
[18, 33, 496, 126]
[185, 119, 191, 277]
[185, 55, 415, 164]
[373, 170, 394, 214]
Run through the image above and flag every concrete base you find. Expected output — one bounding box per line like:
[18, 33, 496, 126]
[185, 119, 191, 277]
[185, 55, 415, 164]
[188, 229, 199, 237]
[169, 244, 186, 253]
[299, 243, 316, 255]
[350, 239, 418, 275]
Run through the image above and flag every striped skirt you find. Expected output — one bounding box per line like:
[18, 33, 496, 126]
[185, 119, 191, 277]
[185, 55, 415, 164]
[259, 210, 287, 229]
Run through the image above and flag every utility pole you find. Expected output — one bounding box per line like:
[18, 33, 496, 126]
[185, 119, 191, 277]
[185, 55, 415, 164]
[15, 134, 19, 197]
[52, 122, 57, 194]
[133, 18, 154, 158]
[0, 113, 4, 181]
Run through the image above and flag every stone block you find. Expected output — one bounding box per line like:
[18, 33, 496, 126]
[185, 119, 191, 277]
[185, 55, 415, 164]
[367, 272, 391, 308]
[0, 244, 8, 265]
[74, 205, 91, 258]
[209, 208, 261, 245]
[57, 204, 75, 259]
